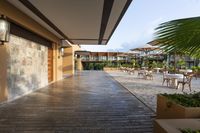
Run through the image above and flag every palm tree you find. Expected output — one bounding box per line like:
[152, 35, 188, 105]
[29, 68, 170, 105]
[154, 17, 200, 58]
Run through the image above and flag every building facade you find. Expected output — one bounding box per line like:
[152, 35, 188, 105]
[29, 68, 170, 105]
[0, 0, 132, 103]
[75, 51, 129, 70]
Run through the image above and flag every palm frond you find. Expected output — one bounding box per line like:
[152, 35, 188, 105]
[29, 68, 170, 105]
[155, 17, 200, 58]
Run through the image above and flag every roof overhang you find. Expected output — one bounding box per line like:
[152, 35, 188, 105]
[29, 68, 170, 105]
[8, 0, 132, 45]
[75, 50, 91, 56]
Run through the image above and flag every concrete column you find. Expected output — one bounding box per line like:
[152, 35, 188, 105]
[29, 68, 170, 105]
[53, 43, 63, 81]
[76, 55, 83, 71]
[63, 45, 81, 76]
[63, 47, 74, 76]
[0, 44, 9, 102]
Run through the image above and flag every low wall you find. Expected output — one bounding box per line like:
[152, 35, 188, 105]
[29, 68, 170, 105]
[103, 67, 119, 71]
[157, 95, 200, 119]
[154, 119, 200, 133]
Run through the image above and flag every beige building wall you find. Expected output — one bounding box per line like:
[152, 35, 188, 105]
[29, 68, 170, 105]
[53, 43, 63, 81]
[63, 45, 81, 76]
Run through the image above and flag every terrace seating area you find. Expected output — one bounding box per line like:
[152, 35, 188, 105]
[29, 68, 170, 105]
[176, 73, 194, 91]
[106, 69, 200, 112]
[120, 67, 154, 80]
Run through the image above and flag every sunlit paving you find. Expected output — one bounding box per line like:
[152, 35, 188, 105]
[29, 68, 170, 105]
[107, 70, 200, 112]
[0, 0, 200, 133]
[0, 71, 155, 132]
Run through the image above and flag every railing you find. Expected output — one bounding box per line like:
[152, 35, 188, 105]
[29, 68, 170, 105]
[81, 56, 127, 61]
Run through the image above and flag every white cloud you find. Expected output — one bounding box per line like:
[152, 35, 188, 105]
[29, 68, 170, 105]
[109, 17, 164, 52]
[81, 18, 164, 52]
[145, 17, 163, 35]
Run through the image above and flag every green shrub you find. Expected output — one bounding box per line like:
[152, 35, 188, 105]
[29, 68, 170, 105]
[180, 128, 200, 133]
[157, 62, 164, 68]
[88, 63, 94, 70]
[134, 62, 140, 68]
[177, 59, 186, 69]
[191, 66, 197, 71]
[191, 66, 200, 72]
[83, 63, 105, 70]
[123, 63, 133, 68]
[152, 61, 157, 68]
[168, 66, 176, 73]
[162, 92, 200, 107]
[131, 59, 136, 67]
[198, 66, 200, 72]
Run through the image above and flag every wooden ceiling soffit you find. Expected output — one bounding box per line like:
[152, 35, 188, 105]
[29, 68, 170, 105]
[19, 0, 73, 44]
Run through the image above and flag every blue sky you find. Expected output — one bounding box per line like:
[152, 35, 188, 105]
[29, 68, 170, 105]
[81, 0, 200, 52]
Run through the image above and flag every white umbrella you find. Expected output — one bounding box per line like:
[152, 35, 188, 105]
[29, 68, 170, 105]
[117, 53, 128, 57]
[131, 44, 158, 53]
[127, 50, 140, 54]
[130, 44, 159, 67]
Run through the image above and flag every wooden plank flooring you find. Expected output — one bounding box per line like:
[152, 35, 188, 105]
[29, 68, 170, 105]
[0, 71, 155, 133]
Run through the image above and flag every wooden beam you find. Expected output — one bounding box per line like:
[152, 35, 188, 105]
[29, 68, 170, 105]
[98, 0, 114, 44]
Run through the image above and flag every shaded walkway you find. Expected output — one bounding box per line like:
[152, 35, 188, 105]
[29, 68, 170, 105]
[0, 71, 154, 133]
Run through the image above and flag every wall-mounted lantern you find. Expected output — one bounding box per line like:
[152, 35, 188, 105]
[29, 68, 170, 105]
[0, 15, 10, 45]
[59, 47, 65, 57]
[58, 39, 71, 58]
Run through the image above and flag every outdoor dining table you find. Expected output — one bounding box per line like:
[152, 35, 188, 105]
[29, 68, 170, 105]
[138, 70, 152, 79]
[165, 74, 184, 88]
[138, 70, 148, 74]
[179, 69, 192, 74]
[141, 67, 148, 70]
[154, 67, 161, 73]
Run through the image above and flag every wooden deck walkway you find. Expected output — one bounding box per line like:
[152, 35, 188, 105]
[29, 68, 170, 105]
[0, 71, 155, 133]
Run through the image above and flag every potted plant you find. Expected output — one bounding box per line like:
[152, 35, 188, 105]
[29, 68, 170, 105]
[180, 129, 200, 133]
[156, 92, 200, 119]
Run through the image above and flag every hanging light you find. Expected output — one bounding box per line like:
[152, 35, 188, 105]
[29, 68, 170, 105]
[60, 47, 65, 57]
[57, 39, 71, 58]
[0, 15, 10, 44]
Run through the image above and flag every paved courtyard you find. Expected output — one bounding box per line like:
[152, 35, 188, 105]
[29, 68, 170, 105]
[107, 70, 200, 112]
[0, 71, 155, 133]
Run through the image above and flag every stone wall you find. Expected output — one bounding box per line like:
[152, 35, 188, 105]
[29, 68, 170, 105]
[7, 35, 48, 100]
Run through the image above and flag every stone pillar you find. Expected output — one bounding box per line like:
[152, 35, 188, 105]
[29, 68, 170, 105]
[76, 55, 83, 71]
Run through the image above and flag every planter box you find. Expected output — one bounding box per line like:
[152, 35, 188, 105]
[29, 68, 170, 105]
[103, 67, 118, 71]
[157, 94, 200, 119]
[154, 119, 200, 133]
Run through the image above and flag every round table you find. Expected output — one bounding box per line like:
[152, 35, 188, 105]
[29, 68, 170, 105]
[179, 69, 193, 74]
[154, 68, 161, 73]
[165, 74, 184, 88]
